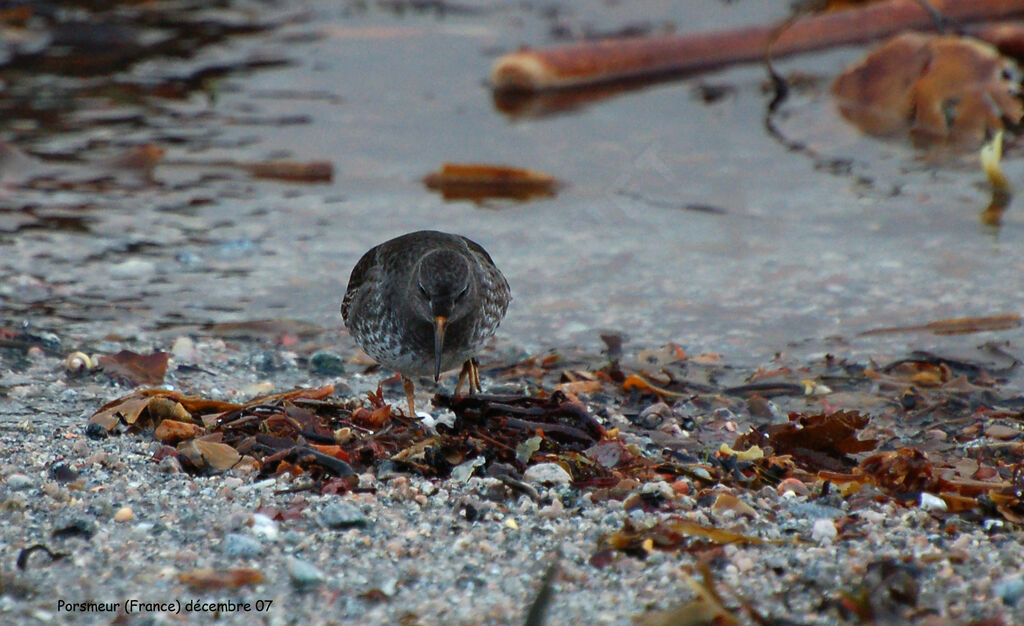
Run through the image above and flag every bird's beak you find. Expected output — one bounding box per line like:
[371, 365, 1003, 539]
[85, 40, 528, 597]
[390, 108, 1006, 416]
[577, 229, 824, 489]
[432, 316, 447, 381]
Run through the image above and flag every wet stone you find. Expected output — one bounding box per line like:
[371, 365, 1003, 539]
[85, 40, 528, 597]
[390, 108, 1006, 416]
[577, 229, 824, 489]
[221, 533, 264, 558]
[309, 350, 345, 375]
[319, 501, 367, 529]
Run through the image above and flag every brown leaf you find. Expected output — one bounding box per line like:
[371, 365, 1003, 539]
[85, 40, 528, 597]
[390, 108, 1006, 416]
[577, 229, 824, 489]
[711, 493, 758, 518]
[635, 343, 687, 367]
[178, 567, 264, 590]
[90, 390, 239, 433]
[248, 384, 336, 405]
[97, 350, 169, 386]
[832, 33, 1023, 142]
[177, 439, 243, 471]
[597, 517, 773, 560]
[154, 419, 204, 444]
[859, 314, 1022, 336]
[554, 380, 603, 395]
[353, 404, 393, 428]
[859, 448, 938, 495]
[240, 160, 333, 182]
[733, 411, 877, 472]
[621, 374, 685, 398]
[423, 163, 558, 202]
[89, 395, 153, 430]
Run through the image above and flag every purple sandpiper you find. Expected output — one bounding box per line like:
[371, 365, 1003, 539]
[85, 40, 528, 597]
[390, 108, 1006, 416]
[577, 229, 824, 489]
[342, 230, 511, 415]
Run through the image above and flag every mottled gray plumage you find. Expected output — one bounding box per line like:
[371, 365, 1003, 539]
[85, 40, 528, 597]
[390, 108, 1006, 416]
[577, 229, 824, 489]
[342, 230, 510, 415]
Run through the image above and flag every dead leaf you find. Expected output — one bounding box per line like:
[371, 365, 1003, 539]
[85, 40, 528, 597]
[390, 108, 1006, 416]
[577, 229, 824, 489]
[711, 493, 758, 518]
[97, 350, 169, 386]
[554, 380, 603, 395]
[178, 439, 244, 471]
[178, 568, 264, 590]
[832, 33, 1023, 142]
[423, 163, 558, 202]
[621, 374, 685, 398]
[154, 419, 203, 444]
[89, 395, 154, 430]
[89, 389, 240, 432]
[635, 343, 687, 366]
[859, 314, 1022, 336]
[240, 160, 333, 182]
[597, 517, 773, 558]
[858, 448, 937, 495]
[733, 411, 877, 472]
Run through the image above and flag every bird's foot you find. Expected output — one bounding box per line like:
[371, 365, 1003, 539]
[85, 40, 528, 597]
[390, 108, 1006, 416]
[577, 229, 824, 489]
[455, 358, 481, 397]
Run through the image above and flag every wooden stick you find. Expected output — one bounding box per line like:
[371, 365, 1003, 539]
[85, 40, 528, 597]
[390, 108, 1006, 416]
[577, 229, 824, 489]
[491, 0, 1024, 92]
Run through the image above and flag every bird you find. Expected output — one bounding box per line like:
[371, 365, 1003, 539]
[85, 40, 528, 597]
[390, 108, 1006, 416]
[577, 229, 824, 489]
[341, 230, 511, 416]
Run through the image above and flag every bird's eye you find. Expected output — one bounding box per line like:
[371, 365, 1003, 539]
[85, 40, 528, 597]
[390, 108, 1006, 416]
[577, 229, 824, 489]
[418, 283, 429, 299]
[455, 286, 468, 301]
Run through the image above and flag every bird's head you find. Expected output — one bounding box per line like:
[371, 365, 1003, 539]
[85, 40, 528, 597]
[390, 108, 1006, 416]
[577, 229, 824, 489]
[412, 249, 472, 381]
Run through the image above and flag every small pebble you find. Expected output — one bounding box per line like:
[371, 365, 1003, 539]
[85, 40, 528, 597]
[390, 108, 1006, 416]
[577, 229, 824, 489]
[309, 350, 345, 375]
[811, 518, 837, 544]
[221, 533, 264, 558]
[114, 507, 134, 522]
[108, 258, 156, 278]
[251, 513, 279, 541]
[787, 501, 844, 519]
[637, 402, 672, 428]
[288, 557, 325, 587]
[994, 576, 1024, 606]
[319, 501, 367, 529]
[918, 492, 947, 511]
[639, 481, 674, 499]
[158, 456, 182, 474]
[777, 478, 810, 497]
[523, 463, 572, 487]
[249, 351, 281, 373]
[171, 336, 200, 362]
[7, 473, 34, 490]
[670, 480, 691, 495]
[85, 422, 108, 440]
[538, 499, 565, 519]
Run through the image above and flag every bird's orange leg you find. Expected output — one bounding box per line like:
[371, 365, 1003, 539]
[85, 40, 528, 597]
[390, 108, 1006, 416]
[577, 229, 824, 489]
[402, 376, 417, 417]
[455, 358, 481, 397]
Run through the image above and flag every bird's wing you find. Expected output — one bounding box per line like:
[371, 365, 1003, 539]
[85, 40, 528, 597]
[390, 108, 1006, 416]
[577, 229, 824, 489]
[341, 244, 382, 323]
[460, 236, 494, 265]
[462, 236, 510, 296]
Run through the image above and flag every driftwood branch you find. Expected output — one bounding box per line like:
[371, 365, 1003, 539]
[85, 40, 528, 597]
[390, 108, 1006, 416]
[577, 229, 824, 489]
[491, 0, 1024, 92]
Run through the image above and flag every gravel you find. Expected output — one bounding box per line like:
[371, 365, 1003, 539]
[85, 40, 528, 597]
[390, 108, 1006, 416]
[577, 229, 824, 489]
[2, 339, 1024, 625]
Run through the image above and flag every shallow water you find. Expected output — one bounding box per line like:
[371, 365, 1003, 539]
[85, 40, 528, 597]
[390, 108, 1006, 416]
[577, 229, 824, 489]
[2, 0, 1023, 371]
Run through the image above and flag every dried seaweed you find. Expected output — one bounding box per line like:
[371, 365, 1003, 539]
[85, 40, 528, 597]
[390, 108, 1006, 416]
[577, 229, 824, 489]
[732, 411, 877, 472]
